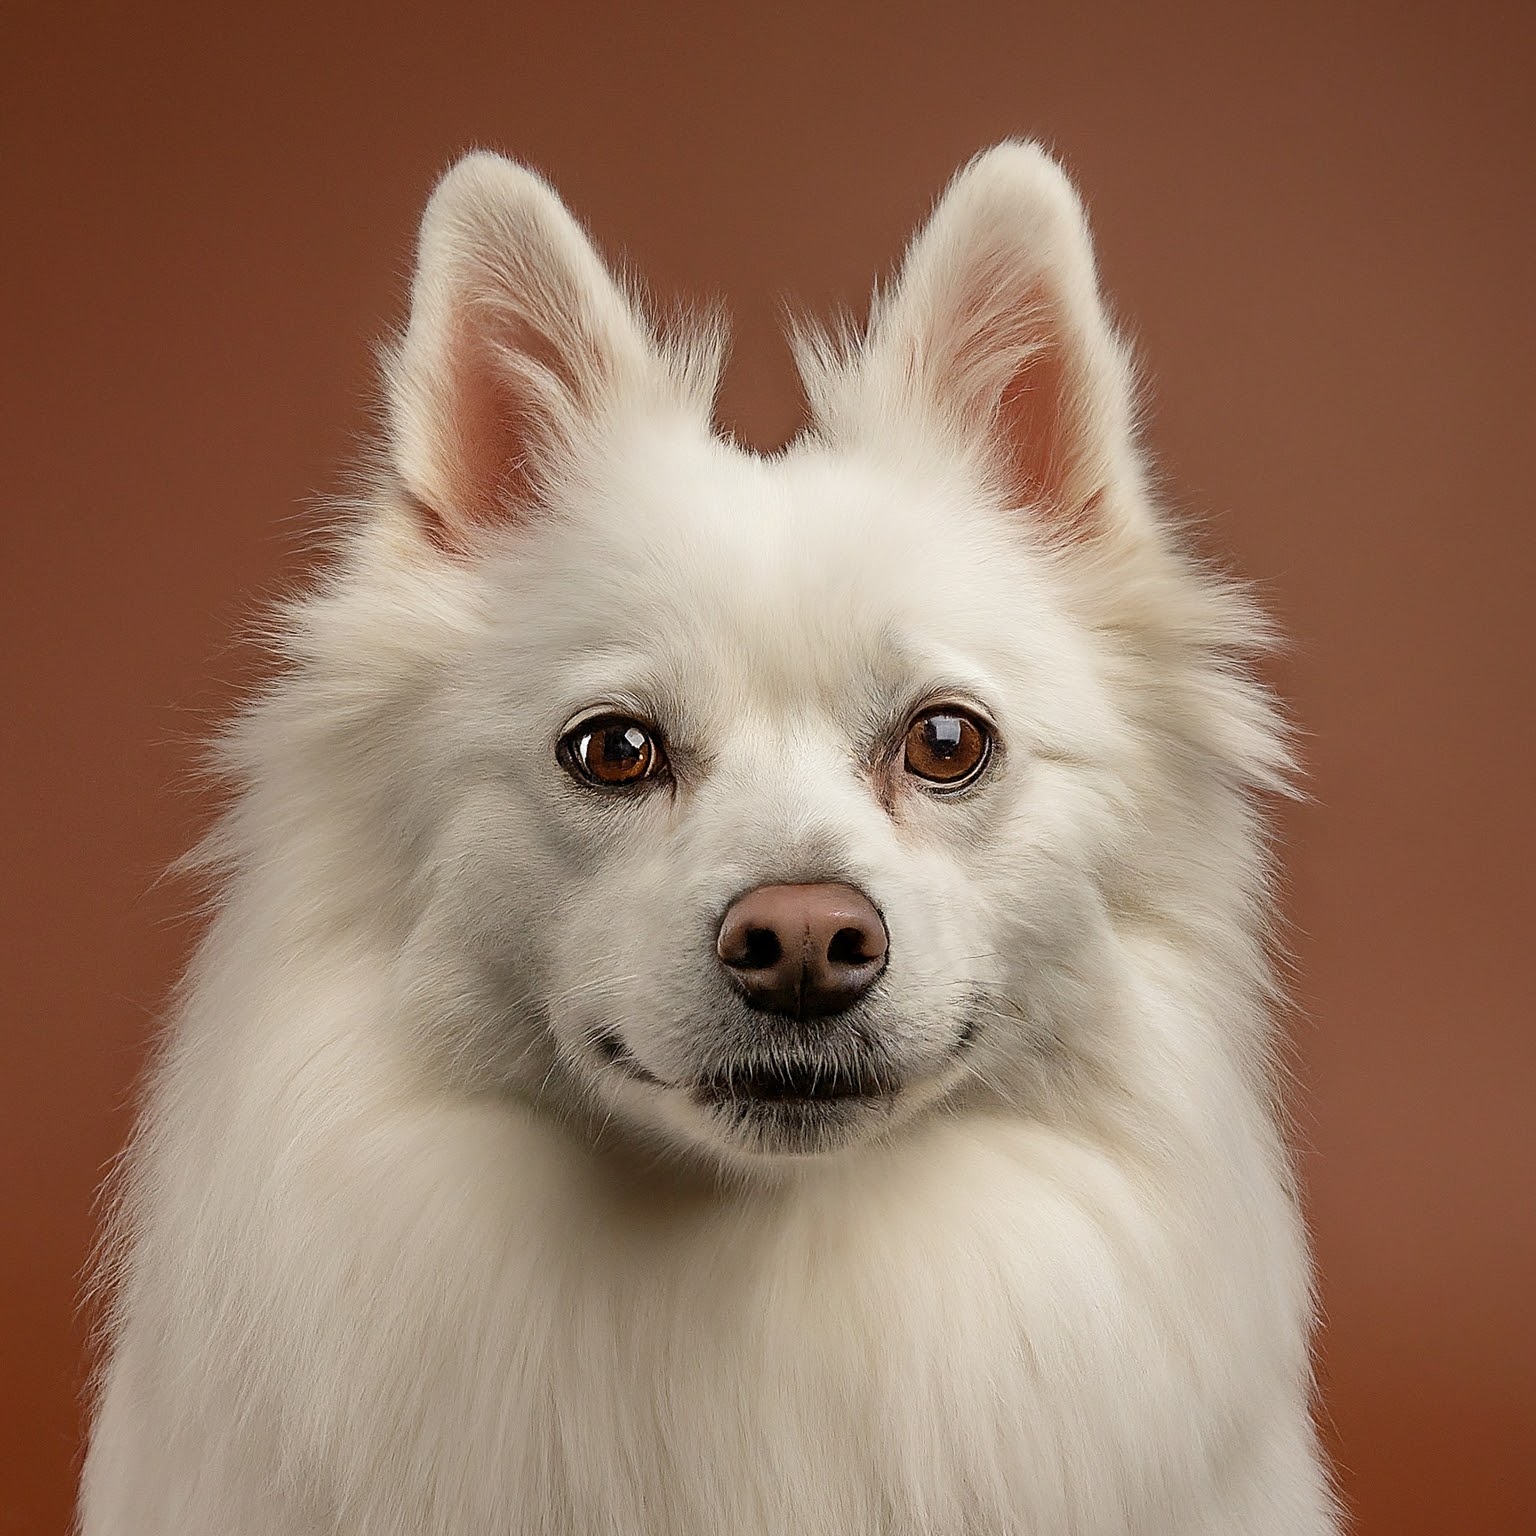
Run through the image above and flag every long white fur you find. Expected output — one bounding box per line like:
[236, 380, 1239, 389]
[80, 144, 1339, 1534]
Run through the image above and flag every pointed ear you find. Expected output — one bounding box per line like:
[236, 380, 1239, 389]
[810, 143, 1143, 538]
[384, 153, 678, 549]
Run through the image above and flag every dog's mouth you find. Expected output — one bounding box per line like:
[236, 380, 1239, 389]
[694, 1057, 897, 1107]
[589, 1021, 986, 1158]
[596, 1030, 896, 1105]
[691, 1055, 905, 1158]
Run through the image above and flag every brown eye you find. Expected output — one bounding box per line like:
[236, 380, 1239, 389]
[903, 708, 991, 789]
[563, 716, 665, 788]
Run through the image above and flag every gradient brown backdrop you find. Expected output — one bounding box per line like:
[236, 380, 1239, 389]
[5, 3, 1533, 1531]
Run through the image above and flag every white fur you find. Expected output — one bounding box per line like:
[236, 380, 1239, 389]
[80, 144, 1339, 1534]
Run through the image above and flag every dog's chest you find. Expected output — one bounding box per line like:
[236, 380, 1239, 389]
[330, 1132, 1218, 1536]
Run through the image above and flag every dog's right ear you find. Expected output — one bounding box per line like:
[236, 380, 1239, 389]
[384, 153, 667, 550]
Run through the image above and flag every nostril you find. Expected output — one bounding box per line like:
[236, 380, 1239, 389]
[737, 927, 782, 971]
[827, 926, 878, 968]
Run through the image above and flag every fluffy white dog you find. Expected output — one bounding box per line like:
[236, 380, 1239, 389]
[80, 143, 1338, 1534]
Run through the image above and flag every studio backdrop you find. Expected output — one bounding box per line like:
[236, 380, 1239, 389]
[4, 3, 1532, 1532]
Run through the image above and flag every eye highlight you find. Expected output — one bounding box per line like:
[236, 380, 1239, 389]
[902, 707, 991, 790]
[561, 715, 666, 789]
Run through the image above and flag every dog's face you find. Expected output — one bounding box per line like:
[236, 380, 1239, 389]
[366, 148, 1211, 1169]
[452, 434, 1127, 1164]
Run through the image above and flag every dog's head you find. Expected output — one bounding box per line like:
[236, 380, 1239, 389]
[275, 147, 1284, 1171]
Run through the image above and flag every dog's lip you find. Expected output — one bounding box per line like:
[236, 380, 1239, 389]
[593, 1031, 664, 1086]
[693, 1058, 898, 1105]
[595, 1016, 980, 1102]
[596, 1030, 895, 1104]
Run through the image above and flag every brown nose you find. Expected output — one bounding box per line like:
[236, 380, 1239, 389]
[716, 882, 888, 1019]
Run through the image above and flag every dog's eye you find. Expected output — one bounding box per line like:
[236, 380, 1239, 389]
[903, 708, 990, 789]
[562, 716, 666, 789]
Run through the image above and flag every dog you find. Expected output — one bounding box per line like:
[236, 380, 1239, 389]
[80, 143, 1338, 1534]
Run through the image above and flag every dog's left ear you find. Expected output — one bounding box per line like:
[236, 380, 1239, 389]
[810, 143, 1144, 540]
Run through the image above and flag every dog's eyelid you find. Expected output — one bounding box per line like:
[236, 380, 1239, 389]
[560, 702, 658, 736]
[918, 693, 996, 729]
[895, 684, 1000, 737]
[557, 692, 685, 744]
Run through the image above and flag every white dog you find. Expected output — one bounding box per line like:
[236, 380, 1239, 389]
[80, 144, 1338, 1534]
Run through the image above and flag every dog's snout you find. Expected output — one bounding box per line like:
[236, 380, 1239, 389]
[716, 883, 888, 1019]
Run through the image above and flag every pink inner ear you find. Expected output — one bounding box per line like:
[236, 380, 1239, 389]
[991, 283, 1098, 529]
[414, 326, 528, 547]
[411, 318, 544, 551]
[933, 260, 1104, 535]
[413, 297, 594, 552]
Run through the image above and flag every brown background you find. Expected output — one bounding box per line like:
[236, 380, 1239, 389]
[4, 2, 1533, 1530]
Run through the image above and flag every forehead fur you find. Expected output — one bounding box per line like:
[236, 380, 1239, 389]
[470, 417, 1115, 750]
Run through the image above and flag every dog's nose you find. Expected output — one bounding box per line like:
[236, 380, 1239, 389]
[716, 883, 888, 1019]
